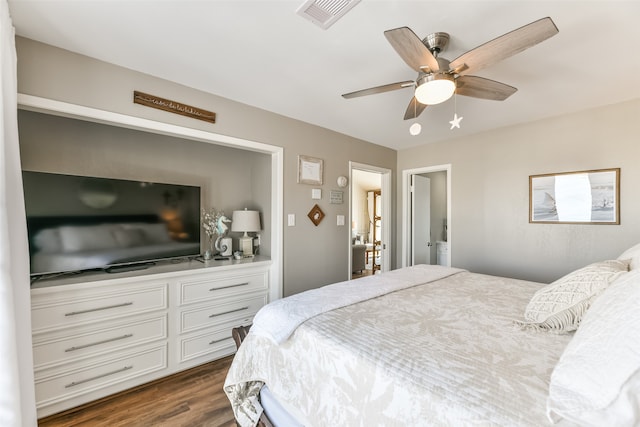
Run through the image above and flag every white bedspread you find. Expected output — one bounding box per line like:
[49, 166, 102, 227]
[250, 264, 465, 344]
[225, 266, 574, 427]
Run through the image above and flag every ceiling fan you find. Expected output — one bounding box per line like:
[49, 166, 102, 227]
[342, 17, 559, 120]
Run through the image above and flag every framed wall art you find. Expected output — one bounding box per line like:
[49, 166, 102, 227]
[529, 168, 620, 224]
[330, 190, 343, 204]
[307, 204, 325, 226]
[297, 155, 323, 185]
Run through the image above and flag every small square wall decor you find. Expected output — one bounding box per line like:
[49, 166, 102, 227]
[307, 204, 325, 226]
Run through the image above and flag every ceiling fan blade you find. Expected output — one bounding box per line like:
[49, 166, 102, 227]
[449, 17, 558, 75]
[403, 97, 428, 120]
[455, 75, 517, 100]
[384, 27, 440, 73]
[342, 81, 414, 99]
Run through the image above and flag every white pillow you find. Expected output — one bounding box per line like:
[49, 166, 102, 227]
[618, 242, 640, 270]
[33, 228, 62, 253]
[518, 260, 629, 332]
[58, 224, 119, 252]
[547, 269, 640, 426]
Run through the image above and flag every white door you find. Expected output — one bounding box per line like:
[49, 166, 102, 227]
[411, 174, 431, 265]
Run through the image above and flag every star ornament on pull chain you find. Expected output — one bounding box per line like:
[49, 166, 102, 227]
[449, 113, 463, 130]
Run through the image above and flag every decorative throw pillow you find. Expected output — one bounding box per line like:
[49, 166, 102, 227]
[517, 259, 629, 332]
[113, 228, 147, 247]
[547, 269, 640, 426]
[617, 242, 640, 270]
[138, 223, 172, 244]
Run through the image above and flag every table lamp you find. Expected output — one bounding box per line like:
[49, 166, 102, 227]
[231, 209, 261, 256]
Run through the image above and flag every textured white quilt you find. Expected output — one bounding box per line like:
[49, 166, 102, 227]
[225, 266, 574, 427]
[250, 264, 465, 344]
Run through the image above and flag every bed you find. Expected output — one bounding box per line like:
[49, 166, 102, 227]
[225, 246, 640, 427]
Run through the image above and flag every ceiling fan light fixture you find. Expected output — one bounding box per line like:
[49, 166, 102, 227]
[414, 74, 455, 105]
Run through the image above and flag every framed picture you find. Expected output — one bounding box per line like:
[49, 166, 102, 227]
[307, 204, 325, 226]
[330, 190, 343, 204]
[529, 168, 620, 224]
[297, 155, 323, 185]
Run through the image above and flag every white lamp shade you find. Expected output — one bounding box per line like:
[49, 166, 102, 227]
[231, 209, 261, 233]
[414, 76, 455, 105]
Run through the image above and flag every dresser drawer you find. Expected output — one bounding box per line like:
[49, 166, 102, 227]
[179, 271, 267, 306]
[35, 344, 167, 408]
[180, 294, 266, 334]
[32, 283, 168, 334]
[179, 328, 237, 363]
[33, 315, 167, 370]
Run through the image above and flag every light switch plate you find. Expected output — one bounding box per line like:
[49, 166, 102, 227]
[337, 215, 345, 226]
[288, 214, 295, 226]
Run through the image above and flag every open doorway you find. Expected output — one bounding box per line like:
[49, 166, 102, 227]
[402, 165, 451, 268]
[349, 162, 391, 279]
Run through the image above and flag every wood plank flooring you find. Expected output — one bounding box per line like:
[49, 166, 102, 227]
[38, 355, 237, 427]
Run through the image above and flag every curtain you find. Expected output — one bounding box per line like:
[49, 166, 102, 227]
[0, 1, 36, 425]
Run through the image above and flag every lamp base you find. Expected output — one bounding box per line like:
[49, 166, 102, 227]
[239, 235, 253, 256]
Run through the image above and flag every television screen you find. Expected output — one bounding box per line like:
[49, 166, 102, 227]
[23, 171, 201, 277]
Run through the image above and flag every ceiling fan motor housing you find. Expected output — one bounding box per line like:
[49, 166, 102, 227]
[417, 57, 453, 80]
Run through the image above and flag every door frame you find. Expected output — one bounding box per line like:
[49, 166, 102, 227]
[349, 162, 392, 277]
[402, 164, 452, 268]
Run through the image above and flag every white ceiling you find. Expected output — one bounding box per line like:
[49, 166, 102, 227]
[8, 1, 640, 151]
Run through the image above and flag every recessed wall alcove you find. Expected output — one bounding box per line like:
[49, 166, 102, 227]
[18, 94, 283, 301]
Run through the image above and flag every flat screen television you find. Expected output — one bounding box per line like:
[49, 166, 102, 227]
[23, 171, 201, 278]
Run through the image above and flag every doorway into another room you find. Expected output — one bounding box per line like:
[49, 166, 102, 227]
[402, 165, 451, 268]
[349, 163, 391, 279]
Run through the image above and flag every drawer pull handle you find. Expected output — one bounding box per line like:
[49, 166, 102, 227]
[65, 334, 134, 352]
[209, 337, 229, 345]
[209, 306, 248, 318]
[64, 365, 133, 388]
[65, 302, 133, 317]
[209, 282, 249, 292]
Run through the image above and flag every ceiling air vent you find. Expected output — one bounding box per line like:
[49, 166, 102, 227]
[296, 0, 361, 29]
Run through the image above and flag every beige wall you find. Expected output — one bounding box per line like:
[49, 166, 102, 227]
[16, 37, 397, 296]
[398, 98, 640, 283]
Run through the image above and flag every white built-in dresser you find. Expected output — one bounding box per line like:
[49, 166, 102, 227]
[30, 256, 271, 418]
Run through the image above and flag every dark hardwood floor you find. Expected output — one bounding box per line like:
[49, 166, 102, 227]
[38, 355, 237, 427]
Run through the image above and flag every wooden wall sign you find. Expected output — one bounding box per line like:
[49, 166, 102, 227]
[133, 91, 216, 124]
